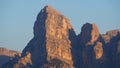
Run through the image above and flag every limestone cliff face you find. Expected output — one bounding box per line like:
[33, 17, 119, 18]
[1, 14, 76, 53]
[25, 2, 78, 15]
[80, 23, 99, 45]
[78, 23, 101, 68]
[1, 5, 120, 68]
[103, 30, 120, 68]
[0, 48, 20, 57]
[0, 48, 21, 67]
[21, 5, 76, 68]
[94, 42, 103, 59]
[78, 24, 120, 68]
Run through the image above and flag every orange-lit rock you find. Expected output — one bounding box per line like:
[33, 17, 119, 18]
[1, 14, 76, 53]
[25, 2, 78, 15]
[1, 5, 120, 68]
[80, 23, 99, 45]
[21, 5, 76, 68]
[94, 42, 103, 59]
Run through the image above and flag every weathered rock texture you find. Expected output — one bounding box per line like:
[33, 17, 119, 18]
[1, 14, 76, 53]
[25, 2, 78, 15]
[94, 41, 103, 59]
[19, 5, 76, 68]
[78, 23, 101, 68]
[102, 30, 120, 68]
[0, 48, 21, 67]
[80, 23, 100, 45]
[78, 23, 120, 68]
[1, 5, 120, 68]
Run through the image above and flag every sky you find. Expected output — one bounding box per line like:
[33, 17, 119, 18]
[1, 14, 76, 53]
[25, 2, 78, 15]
[0, 0, 120, 52]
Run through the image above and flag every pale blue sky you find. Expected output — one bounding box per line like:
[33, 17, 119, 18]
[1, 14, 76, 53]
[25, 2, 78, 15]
[0, 0, 120, 52]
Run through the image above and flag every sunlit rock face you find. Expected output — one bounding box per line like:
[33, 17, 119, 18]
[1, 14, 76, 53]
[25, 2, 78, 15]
[21, 5, 76, 68]
[1, 5, 120, 68]
[80, 23, 100, 45]
[104, 30, 120, 68]
[0, 48, 21, 67]
[106, 30, 120, 38]
[14, 52, 32, 68]
[77, 23, 120, 68]
[77, 23, 101, 68]
[94, 42, 103, 59]
[0, 48, 20, 57]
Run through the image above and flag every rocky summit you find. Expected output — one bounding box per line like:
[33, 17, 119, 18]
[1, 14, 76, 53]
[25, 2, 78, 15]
[21, 5, 76, 68]
[1, 5, 120, 68]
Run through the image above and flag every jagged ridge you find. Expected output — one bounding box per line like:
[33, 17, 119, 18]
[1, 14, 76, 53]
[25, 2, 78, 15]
[1, 5, 120, 68]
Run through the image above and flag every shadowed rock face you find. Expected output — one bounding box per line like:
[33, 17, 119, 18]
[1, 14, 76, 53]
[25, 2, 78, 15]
[78, 23, 120, 68]
[1, 5, 120, 68]
[103, 30, 120, 68]
[77, 23, 100, 68]
[80, 23, 100, 45]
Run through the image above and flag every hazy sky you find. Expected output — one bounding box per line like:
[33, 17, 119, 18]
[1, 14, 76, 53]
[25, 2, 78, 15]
[0, 0, 120, 52]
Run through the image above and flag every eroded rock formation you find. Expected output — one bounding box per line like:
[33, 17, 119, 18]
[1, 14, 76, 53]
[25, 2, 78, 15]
[94, 41, 103, 59]
[20, 5, 76, 68]
[78, 23, 120, 68]
[1, 5, 120, 68]
[0, 48, 21, 67]
[80, 23, 100, 45]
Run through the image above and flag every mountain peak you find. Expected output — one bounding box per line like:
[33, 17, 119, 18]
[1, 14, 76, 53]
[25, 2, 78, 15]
[2, 5, 120, 68]
[21, 5, 75, 68]
[42, 5, 61, 15]
[80, 23, 100, 45]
